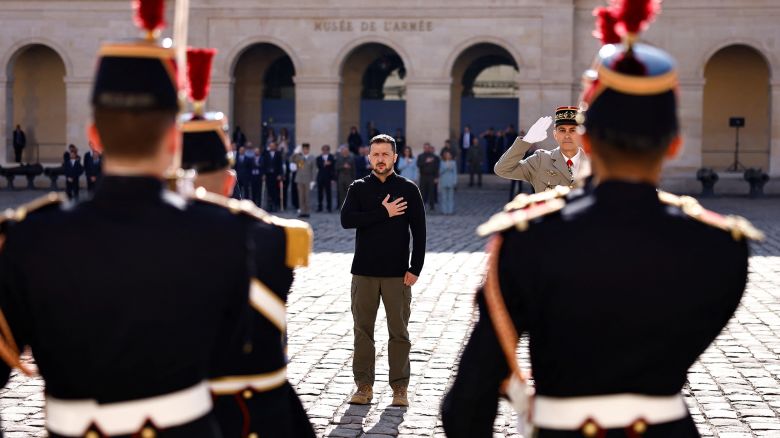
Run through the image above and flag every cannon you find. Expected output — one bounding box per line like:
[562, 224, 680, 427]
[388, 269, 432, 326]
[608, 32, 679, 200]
[695, 168, 719, 197]
[743, 168, 769, 198]
[0, 164, 44, 190]
[44, 166, 66, 190]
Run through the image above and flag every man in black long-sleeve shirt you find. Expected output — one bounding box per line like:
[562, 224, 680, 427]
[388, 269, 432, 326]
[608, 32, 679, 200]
[340, 134, 426, 408]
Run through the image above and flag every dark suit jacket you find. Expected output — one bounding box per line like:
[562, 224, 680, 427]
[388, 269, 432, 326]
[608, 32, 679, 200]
[63, 158, 83, 179]
[84, 152, 102, 179]
[12, 130, 26, 149]
[316, 154, 336, 183]
[262, 150, 284, 179]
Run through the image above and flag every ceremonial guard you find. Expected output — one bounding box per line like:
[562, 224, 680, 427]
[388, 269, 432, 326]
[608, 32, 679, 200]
[180, 46, 316, 438]
[0, 1, 311, 437]
[442, 1, 763, 437]
[494, 107, 590, 193]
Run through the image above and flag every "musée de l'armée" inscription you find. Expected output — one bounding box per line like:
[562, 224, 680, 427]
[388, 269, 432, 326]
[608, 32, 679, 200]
[314, 20, 434, 33]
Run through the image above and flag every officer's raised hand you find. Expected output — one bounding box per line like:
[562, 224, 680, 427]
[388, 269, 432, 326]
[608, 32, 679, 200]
[523, 116, 553, 143]
[382, 195, 407, 217]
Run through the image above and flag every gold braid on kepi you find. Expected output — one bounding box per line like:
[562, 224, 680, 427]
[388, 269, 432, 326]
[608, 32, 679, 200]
[578, 0, 678, 153]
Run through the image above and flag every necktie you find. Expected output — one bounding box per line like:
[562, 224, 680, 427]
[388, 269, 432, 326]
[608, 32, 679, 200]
[566, 159, 573, 176]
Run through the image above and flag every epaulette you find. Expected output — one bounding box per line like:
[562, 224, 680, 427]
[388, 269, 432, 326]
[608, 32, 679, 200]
[658, 191, 764, 242]
[3, 192, 65, 223]
[503, 185, 571, 212]
[192, 188, 313, 268]
[478, 186, 569, 236]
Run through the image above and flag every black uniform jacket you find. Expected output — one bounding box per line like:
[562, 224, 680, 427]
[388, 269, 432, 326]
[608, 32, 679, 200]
[0, 176, 307, 437]
[442, 181, 751, 437]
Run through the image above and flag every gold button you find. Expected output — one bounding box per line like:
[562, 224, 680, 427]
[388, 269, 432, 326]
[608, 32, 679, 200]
[582, 421, 599, 437]
[85, 431, 100, 438]
[633, 420, 648, 434]
[141, 427, 156, 438]
[248, 433, 258, 438]
[242, 389, 253, 399]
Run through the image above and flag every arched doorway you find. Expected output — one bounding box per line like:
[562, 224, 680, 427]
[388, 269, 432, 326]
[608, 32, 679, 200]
[339, 43, 406, 147]
[703, 44, 771, 171]
[6, 44, 66, 163]
[232, 43, 296, 149]
[450, 43, 519, 171]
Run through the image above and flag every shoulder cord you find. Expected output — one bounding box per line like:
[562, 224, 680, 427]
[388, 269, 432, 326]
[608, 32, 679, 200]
[0, 309, 33, 377]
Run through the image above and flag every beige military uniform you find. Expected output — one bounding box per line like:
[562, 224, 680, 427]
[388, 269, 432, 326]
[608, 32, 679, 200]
[494, 137, 589, 193]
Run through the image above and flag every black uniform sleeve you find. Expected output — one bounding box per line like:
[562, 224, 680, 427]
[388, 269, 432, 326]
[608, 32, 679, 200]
[340, 182, 389, 229]
[407, 183, 426, 276]
[441, 230, 530, 437]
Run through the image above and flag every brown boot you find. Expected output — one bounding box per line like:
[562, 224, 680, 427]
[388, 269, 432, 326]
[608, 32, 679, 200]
[391, 385, 409, 407]
[349, 384, 373, 405]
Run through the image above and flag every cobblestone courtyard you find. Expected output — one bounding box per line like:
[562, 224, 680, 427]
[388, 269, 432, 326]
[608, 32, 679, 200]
[0, 185, 778, 437]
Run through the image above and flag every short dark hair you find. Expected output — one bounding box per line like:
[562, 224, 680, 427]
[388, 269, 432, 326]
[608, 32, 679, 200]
[302, 143, 310, 149]
[369, 134, 396, 154]
[94, 108, 177, 159]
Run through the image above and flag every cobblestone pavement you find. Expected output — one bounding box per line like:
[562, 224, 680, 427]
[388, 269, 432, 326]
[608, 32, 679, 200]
[0, 186, 778, 437]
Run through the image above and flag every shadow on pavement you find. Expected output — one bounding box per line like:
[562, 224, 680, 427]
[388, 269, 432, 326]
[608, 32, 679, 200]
[327, 404, 407, 437]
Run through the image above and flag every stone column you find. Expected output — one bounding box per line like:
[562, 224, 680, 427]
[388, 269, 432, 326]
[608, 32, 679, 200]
[405, 78, 451, 154]
[770, 81, 780, 177]
[64, 76, 92, 162]
[517, 81, 542, 133]
[294, 76, 340, 148]
[0, 75, 7, 165]
[673, 79, 705, 175]
[209, 78, 232, 124]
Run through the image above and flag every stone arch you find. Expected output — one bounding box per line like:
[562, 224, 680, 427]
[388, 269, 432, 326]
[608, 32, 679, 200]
[698, 39, 774, 80]
[229, 41, 299, 149]
[338, 41, 409, 146]
[226, 36, 302, 80]
[3, 38, 74, 78]
[5, 42, 68, 163]
[702, 44, 771, 171]
[332, 36, 414, 80]
[443, 36, 524, 80]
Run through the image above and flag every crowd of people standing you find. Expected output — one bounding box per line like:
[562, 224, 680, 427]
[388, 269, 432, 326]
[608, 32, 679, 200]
[231, 122, 518, 217]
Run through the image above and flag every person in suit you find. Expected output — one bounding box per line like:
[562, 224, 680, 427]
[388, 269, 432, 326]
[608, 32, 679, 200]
[347, 126, 363, 155]
[63, 149, 83, 201]
[83, 142, 102, 194]
[336, 145, 356, 210]
[234, 145, 250, 199]
[12, 125, 26, 164]
[494, 107, 590, 193]
[442, 3, 763, 437]
[249, 145, 264, 207]
[459, 125, 474, 173]
[466, 136, 484, 188]
[481, 127, 499, 171]
[262, 142, 284, 212]
[354, 146, 371, 180]
[292, 143, 317, 218]
[316, 144, 336, 212]
[0, 7, 314, 437]
[232, 125, 247, 147]
[416, 143, 440, 211]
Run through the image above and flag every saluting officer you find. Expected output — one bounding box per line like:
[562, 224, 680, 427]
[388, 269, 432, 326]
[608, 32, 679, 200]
[180, 47, 315, 438]
[442, 1, 763, 437]
[494, 106, 590, 193]
[0, 2, 311, 437]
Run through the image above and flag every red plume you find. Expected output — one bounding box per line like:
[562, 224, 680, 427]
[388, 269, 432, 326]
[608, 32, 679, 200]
[593, 7, 621, 44]
[615, 0, 660, 35]
[132, 0, 166, 34]
[187, 48, 217, 103]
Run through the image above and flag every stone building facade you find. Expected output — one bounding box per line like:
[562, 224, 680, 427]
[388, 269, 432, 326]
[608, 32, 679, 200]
[1, 0, 779, 189]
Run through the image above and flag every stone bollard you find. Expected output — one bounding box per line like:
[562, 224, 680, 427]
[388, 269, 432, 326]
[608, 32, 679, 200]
[696, 167, 719, 197]
[743, 168, 769, 198]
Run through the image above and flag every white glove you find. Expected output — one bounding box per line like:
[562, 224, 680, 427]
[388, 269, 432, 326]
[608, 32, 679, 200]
[522, 116, 553, 144]
[289, 162, 298, 172]
[309, 181, 315, 191]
